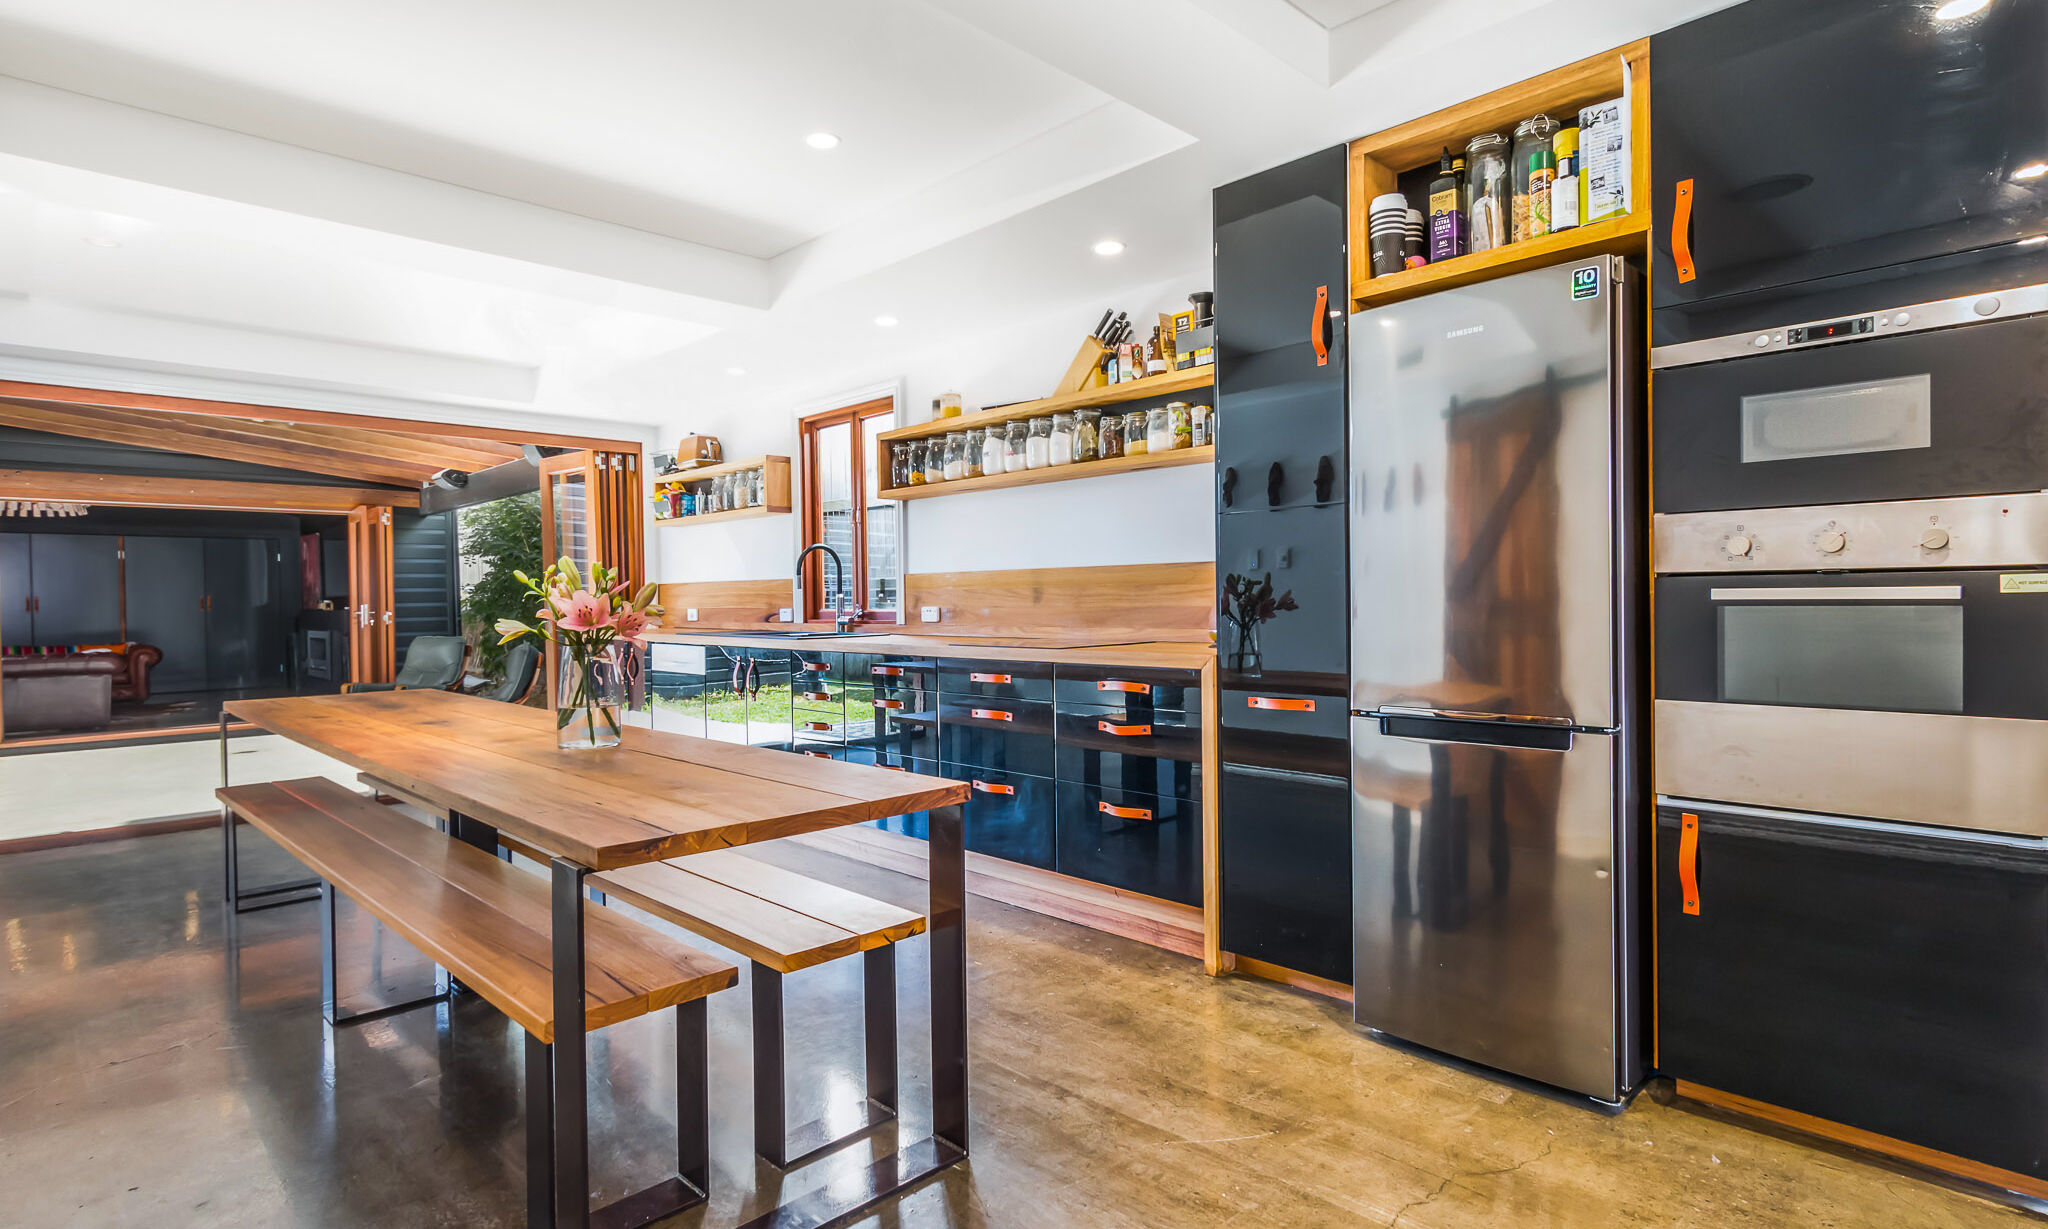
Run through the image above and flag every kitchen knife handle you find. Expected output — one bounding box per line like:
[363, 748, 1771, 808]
[971, 708, 1013, 722]
[1679, 812, 1701, 915]
[1098, 721, 1152, 737]
[1673, 178, 1696, 284]
[973, 779, 1016, 796]
[1099, 801, 1155, 821]
[1311, 284, 1330, 366]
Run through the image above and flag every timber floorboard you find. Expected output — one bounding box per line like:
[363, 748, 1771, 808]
[0, 827, 2034, 1228]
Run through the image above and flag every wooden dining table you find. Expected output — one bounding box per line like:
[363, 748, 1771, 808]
[221, 688, 972, 1229]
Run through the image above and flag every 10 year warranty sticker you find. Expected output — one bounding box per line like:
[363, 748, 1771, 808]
[1571, 266, 1601, 301]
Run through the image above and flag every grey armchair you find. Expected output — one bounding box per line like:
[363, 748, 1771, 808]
[480, 640, 542, 704]
[343, 635, 468, 694]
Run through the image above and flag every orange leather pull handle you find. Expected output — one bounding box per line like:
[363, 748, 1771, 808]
[879, 764, 907, 772]
[803, 721, 832, 731]
[799, 691, 831, 701]
[972, 779, 1015, 796]
[1099, 800, 1155, 821]
[1248, 696, 1314, 712]
[1098, 679, 1147, 694]
[871, 665, 905, 676]
[1680, 812, 1701, 915]
[1311, 284, 1330, 366]
[971, 707, 1013, 722]
[1673, 179, 1696, 283]
[802, 750, 832, 759]
[875, 698, 905, 710]
[1098, 720, 1151, 737]
[970, 672, 1012, 684]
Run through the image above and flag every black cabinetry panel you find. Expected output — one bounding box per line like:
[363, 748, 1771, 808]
[1220, 764, 1350, 982]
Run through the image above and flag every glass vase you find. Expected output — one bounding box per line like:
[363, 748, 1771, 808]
[557, 643, 624, 750]
[1227, 620, 1263, 677]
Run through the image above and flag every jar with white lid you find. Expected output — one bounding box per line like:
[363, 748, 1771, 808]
[1049, 412, 1076, 466]
[1024, 416, 1052, 469]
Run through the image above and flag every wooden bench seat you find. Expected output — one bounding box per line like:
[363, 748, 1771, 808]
[358, 771, 552, 867]
[591, 849, 926, 1169]
[219, 777, 737, 1041]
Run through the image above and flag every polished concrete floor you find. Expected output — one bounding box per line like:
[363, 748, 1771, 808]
[0, 734, 359, 841]
[0, 829, 2035, 1229]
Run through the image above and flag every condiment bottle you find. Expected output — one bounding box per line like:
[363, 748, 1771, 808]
[1552, 124, 1580, 232]
[1428, 147, 1466, 261]
[1191, 403, 1212, 447]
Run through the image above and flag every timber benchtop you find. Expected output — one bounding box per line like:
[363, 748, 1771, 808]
[644, 630, 1215, 671]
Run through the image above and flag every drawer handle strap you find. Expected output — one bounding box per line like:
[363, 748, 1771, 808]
[1673, 178, 1696, 284]
[802, 750, 832, 759]
[1248, 696, 1314, 711]
[803, 721, 832, 731]
[1099, 721, 1152, 737]
[872, 666, 906, 676]
[799, 691, 831, 701]
[1098, 680, 1147, 694]
[1680, 812, 1701, 916]
[972, 779, 1015, 796]
[971, 708, 1013, 722]
[875, 699, 905, 710]
[970, 672, 1012, 684]
[879, 764, 907, 772]
[1099, 801, 1155, 821]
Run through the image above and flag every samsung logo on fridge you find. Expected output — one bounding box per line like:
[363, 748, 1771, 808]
[1445, 325, 1486, 339]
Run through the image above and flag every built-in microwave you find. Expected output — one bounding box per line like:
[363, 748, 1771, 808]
[1652, 564, 2048, 838]
[1652, 284, 2048, 514]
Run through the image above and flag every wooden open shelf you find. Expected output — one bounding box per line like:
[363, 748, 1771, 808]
[880, 445, 1213, 501]
[1348, 38, 1651, 310]
[650, 454, 791, 526]
[875, 368, 1213, 447]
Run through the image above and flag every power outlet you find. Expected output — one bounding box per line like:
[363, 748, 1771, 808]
[920, 605, 942, 623]
[779, 608, 796, 623]
[685, 608, 699, 622]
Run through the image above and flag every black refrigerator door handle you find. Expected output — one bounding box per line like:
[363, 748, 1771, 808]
[1374, 712, 1575, 752]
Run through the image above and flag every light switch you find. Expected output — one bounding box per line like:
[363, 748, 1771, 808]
[686, 608, 699, 622]
[1279, 547, 1293, 568]
[921, 605, 942, 623]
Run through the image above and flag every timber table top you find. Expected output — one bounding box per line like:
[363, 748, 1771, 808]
[645, 629, 1215, 670]
[225, 690, 968, 871]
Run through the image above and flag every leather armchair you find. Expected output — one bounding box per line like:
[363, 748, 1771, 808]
[344, 635, 468, 694]
[115, 644, 162, 703]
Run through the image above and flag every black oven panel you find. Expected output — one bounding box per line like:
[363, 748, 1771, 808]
[1653, 310, 2048, 514]
[1655, 569, 2048, 721]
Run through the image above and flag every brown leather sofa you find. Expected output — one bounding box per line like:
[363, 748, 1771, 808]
[0, 644, 162, 702]
[1, 655, 121, 733]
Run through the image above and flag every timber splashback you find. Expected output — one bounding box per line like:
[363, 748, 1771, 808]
[657, 562, 1215, 640]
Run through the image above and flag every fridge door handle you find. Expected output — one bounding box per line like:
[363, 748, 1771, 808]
[1374, 712, 1575, 752]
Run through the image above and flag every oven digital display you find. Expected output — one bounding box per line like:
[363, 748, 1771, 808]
[1788, 317, 1874, 345]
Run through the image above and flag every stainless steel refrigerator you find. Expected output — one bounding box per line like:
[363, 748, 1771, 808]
[1347, 255, 1644, 1103]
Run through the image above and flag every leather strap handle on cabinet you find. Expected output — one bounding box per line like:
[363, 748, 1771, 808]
[1099, 800, 1155, 821]
[1098, 680, 1147, 694]
[1248, 696, 1315, 712]
[1098, 721, 1152, 737]
[879, 764, 907, 772]
[799, 690, 831, 701]
[875, 698, 905, 710]
[970, 672, 1012, 684]
[802, 750, 832, 759]
[972, 779, 1016, 796]
[1311, 284, 1330, 366]
[971, 707, 1014, 722]
[871, 665, 906, 677]
[803, 721, 833, 732]
[1679, 812, 1701, 915]
[1673, 179, 1697, 283]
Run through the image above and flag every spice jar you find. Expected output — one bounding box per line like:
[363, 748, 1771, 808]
[907, 440, 928, 485]
[982, 424, 1007, 476]
[1147, 407, 1174, 453]
[1124, 409, 1149, 456]
[1511, 114, 1559, 243]
[1025, 416, 1052, 469]
[937, 391, 964, 419]
[1191, 403, 1212, 448]
[964, 428, 984, 478]
[890, 443, 910, 488]
[942, 431, 966, 481]
[921, 437, 945, 485]
[1004, 420, 1029, 471]
[1075, 409, 1101, 462]
[1049, 411, 1076, 466]
[1165, 402, 1194, 450]
[1098, 410, 1124, 459]
[1465, 132, 1511, 253]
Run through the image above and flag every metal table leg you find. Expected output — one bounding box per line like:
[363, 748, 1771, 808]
[221, 710, 318, 913]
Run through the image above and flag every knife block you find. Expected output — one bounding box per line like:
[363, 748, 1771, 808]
[1054, 337, 1111, 395]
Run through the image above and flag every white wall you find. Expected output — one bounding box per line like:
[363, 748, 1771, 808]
[653, 268, 1213, 589]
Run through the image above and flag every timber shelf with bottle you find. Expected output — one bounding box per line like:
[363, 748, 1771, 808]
[651, 455, 791, 527]
[875, 367, 1214, 500]
[1348, 38, 1650, 311]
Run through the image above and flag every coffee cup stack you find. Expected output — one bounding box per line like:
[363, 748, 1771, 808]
[1404, 208, 1427, 269]
[1369, 192, 1410, 278]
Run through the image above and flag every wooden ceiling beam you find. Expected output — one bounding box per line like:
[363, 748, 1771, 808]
[0, 379, 642, 452]
[0, 401, 435, 487]
[0, 469, 418, 513]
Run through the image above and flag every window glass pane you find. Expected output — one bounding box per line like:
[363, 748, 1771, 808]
[862, 413, 898, 615]
[551, 472, 589, 570]
[1719, 603, 1962, 711]
[815, 420, 857, 616]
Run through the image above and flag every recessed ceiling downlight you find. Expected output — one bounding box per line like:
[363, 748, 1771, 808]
[1093, 239, 1126, 256]
[805, 132, 840, 150]
[873, 315, 899, 328]
[84, 236, 120, 248]
[1935, 0, 1991, 20]
[725, 366, 747, 376]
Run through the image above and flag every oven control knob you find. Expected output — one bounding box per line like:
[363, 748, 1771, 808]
[1818, 530, 1847, 554]
[1726, 534, 1753, 557]
[1974, 296, 2003, 317]
[1921, 527, 1951, 550]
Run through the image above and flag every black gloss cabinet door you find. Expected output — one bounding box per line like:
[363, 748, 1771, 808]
[1651, 0, 2048, 312]
[1219, 765, 1351, 982]
[1657, 805, 2048, 1180]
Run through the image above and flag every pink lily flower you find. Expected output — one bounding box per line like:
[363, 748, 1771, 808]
[613, 609, 656, 643]
[554, 589, 614, 633]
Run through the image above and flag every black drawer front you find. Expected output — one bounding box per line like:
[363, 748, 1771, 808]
[937, 659, 1055, 702]
[1657, 803, 2048, 1178]
[941, 762, 1056, 870]
[1219, 764, 1350, 983]
[865, 700, 940, 765]
[792, 739, 844, 760]
[1057, 782, 1201, 906]
[937, 696, 1054, 778]
[851, 653, 937, 691]
[852, 750, 940, 840]
[1053, 703, 1201, 801]
[1054, 664, 1201, 713]
[1219, 686, 1347, 778]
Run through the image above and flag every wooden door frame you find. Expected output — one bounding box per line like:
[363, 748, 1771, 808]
[347, 506, 396, 685]
[798, 396, 898, 624]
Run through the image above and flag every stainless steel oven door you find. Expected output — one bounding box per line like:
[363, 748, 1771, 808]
[1652, 306, 2048, 514]
[1653, 569, 2048, 836]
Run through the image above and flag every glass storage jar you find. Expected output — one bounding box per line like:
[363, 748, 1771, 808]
[1165, 402, 1194, 450]
[982, 424, 1007, 475]
[1511, 114, 1559, 242]
[1004, 421, 1029, 471]
[1191, 403, 1212, 447]
[1049, 411, 1076, 466]
[1124, 409, 1149, 456]
[964, 427, 984, 478]
[937, 390, 963, 418]
[907, 440, 928, 485]
[1147, 407, 1174, 453]
[1098, 410, 1124, 458]
[890, 443, 910, 489]
[1075, 409, 1101, 461]
[1464, 131, 1511, 253]
[1025, 416, 1052, 469]
[921, 437, 946, 484]
[942, 431, 966, 481]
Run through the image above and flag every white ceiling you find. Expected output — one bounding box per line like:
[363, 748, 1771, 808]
[0, 0, 1733, 433]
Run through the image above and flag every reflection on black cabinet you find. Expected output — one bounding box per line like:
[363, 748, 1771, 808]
[1054, 702, 1200, 801]
[937, 696, 1056, 779]
[945, 762, 1057, 870]
[1058, 782, 1201, 906]
[1215, 506, 1348, 692]
[1220, 764, 1350, 983]
[1657, 803, 2048, 1179]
